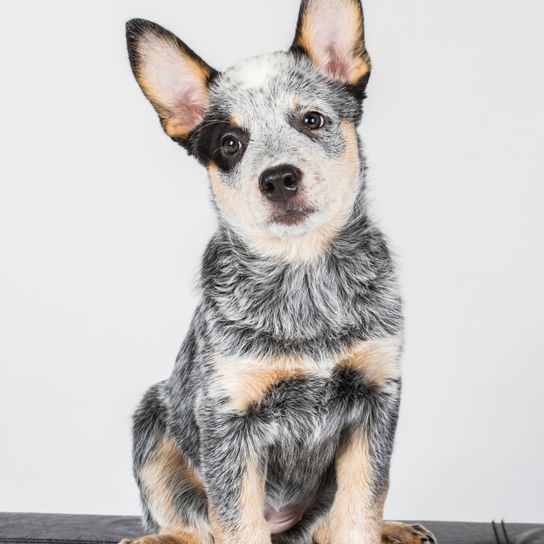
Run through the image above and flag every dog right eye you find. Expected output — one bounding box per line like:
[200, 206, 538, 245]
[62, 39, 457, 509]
[220, 134, 242, 156]
[302, 111, 326, 130]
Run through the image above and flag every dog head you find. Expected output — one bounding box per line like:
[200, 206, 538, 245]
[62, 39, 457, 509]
[126, 0, 371, 262]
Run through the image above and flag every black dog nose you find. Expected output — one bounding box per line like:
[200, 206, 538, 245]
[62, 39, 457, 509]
[259, 164, 301, 203]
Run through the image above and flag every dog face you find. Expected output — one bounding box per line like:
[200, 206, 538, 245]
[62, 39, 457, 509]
[126, 0, 371, 261]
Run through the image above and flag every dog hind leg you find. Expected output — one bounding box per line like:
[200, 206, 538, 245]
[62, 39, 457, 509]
[120, 383, 212, 544]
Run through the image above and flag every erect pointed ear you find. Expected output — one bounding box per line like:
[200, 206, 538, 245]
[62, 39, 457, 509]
[126, 19, 218, 141]
[291, 0, 371, 91]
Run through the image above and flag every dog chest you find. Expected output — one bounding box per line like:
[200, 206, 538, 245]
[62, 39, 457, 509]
[208, 334, 402, 415]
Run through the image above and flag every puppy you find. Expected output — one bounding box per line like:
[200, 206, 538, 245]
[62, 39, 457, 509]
[123, 1, 436, 543]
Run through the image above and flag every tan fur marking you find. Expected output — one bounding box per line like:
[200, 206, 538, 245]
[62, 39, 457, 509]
[208, 163, 238, 222]
[160, 528, 212, 544]
[284, 93, 301, 108]
[229, 114, 242, 127]
[247, 122, 360, 263]
[326, 432, 382, 543]
[231, 367, 310, 411]
[339, 335, 403, 388]
[140, 436, 206, 529]
[121, 530, 212, 544]
[208, 455, 268, 544]
[381, 522, 436, 544]
[313, 519, 331, 544]
[163, 118, 193, 140]
[239, 453, 269, 540]
[347, 57, 371, 85]
[211, 352, 320, 412]
[207, 509, 226, 544]
[211, 334, 401, 412]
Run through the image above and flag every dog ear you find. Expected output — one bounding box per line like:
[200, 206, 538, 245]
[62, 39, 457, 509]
[291, 0, 371, 92]
[126, 19, 218, 141]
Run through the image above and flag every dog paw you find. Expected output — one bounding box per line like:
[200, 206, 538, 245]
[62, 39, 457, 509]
[381, 522, 437, 544]
[118, 537, 180, 544]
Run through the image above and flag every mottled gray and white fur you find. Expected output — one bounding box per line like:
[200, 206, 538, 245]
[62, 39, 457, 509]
[123, 1, 435, 543]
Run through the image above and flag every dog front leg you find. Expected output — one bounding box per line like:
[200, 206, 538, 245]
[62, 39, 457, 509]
[325, 430, 384, 544]
[200, 418, 270, 544]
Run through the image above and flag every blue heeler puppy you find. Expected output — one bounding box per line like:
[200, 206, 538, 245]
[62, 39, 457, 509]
[123, 1, 436, 543]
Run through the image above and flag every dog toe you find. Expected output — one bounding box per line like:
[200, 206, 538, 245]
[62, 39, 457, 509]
[381, 522, 437, 544]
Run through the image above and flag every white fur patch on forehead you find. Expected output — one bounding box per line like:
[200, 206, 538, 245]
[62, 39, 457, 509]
[294, 0, 371, 85]
[225, 53, 285, 90]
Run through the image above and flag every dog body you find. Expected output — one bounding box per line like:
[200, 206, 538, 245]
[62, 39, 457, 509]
[124, 2, 435, 543]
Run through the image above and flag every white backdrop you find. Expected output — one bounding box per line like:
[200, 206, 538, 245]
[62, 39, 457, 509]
[1, 0, 543, 523]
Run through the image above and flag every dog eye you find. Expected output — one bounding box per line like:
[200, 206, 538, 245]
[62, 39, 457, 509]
[220, 134, 242, 155]
[302, 111, 325, 130]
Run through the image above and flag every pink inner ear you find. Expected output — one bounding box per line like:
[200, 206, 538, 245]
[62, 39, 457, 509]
[324, 45, 352, 82]
[139, 34, 209, 131]
[171, 85, 207, 130]
[303, 1, 365, 83]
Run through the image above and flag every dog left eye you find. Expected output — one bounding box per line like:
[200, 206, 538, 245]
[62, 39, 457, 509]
[220, 134, 242, 155]
[302, 111, 326, 130]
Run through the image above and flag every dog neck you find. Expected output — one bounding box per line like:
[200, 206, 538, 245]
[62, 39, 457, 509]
[199, 188, 403, 356]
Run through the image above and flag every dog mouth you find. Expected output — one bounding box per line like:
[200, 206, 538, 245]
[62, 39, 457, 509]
[272, 206, 315, 226]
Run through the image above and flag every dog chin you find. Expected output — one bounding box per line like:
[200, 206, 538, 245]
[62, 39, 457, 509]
[265, 208, 325, 238]
[273, 207, 314, 226]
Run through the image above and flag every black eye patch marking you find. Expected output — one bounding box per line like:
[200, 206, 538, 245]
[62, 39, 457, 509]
[188, 118, 250, 172]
